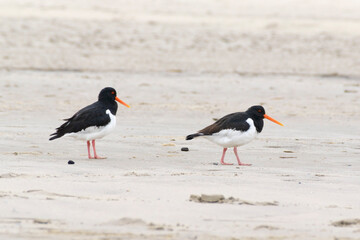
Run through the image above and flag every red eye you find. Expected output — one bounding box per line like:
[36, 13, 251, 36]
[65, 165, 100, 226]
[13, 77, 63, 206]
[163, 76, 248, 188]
[258, 109, 262, 112]
[111, 91, 115, 95]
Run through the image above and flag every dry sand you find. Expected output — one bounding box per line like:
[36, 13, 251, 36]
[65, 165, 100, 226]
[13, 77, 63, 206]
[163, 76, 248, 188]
[0, 1, 360, 239]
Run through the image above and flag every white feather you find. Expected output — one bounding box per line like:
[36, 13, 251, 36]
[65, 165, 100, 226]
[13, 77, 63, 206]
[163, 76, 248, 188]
[68, 109, 116, 141]
[203, 118, 258, 148]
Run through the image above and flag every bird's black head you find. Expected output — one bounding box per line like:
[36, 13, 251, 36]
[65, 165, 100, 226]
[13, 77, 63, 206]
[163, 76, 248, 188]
[246, 105, 283, 126]
[246, 105, 266, 119]
[98, 87, 117, 102]
[98, 87, 130, 108]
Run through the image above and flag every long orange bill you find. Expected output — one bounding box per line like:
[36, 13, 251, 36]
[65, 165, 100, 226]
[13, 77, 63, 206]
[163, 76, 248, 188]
[115, 97, 130, 108]
[264, 114, 283, 126]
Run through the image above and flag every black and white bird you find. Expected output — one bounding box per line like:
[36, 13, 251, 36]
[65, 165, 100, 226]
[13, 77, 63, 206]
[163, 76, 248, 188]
[49, 87, 130, 159]
[186, 105, 283, 166]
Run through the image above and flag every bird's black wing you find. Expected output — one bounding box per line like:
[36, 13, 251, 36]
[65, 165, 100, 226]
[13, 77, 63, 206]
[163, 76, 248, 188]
[49, 102, 110, 140]
[199, 112, 250, 135]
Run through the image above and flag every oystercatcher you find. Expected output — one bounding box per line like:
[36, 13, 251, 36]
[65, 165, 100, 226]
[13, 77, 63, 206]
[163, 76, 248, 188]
[49, 87, 130, 159]
[186, 105, 283, 166]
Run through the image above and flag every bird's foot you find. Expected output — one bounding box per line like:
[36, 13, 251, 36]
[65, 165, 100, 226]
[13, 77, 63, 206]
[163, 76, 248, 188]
[220, 162, 234, 165]
[88, 155, 107, 159]
[238, 163, 252, 166]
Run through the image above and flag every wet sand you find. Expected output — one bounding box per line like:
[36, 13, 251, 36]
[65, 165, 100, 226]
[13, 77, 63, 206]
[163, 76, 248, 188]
[0, 1, 360, 239]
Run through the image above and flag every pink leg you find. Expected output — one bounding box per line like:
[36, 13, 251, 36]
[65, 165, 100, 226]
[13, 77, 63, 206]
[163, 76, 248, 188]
[92, 140, 106, 159]
[220, 148, 233, 165]
[233, 147, 251, 166]
[87, 141, 94, 159]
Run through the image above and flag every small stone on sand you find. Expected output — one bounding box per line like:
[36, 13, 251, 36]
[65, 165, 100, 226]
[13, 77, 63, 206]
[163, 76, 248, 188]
[190, 194, 225, 203]
[332, 219, 360, 227]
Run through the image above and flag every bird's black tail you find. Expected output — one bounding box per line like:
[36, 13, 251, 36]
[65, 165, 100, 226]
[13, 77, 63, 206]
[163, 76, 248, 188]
[49, 118, 71, 140]
[49, 132, 63, 141]
[186, 133, 203, 140]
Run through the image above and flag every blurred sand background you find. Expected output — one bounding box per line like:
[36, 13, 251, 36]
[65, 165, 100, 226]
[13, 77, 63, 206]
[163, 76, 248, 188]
[0, 0, 359, 239]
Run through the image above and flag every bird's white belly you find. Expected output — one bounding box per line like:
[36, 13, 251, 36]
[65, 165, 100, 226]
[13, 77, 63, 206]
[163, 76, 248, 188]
[69, 110, 116, 141]
[204, 118, 258, 148]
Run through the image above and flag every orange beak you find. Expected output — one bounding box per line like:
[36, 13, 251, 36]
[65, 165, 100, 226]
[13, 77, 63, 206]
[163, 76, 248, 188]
[264, 114, 283, 126]
[115, 97, 130, 108]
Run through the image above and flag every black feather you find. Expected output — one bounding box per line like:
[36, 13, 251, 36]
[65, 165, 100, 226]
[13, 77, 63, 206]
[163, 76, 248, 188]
[186, 133, 202, 140]
[199, 112, 252, 135]
[49, 101, 115, 141]
[187, 106, 266, 138]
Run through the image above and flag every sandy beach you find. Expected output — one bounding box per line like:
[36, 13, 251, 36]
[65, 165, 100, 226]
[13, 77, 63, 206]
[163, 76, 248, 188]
[1, 0, 360, 239]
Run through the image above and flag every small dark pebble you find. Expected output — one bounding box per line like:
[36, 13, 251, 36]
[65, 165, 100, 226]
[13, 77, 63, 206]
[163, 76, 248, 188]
[181, 147, 189, 152]
[68, 160, 75, 165]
